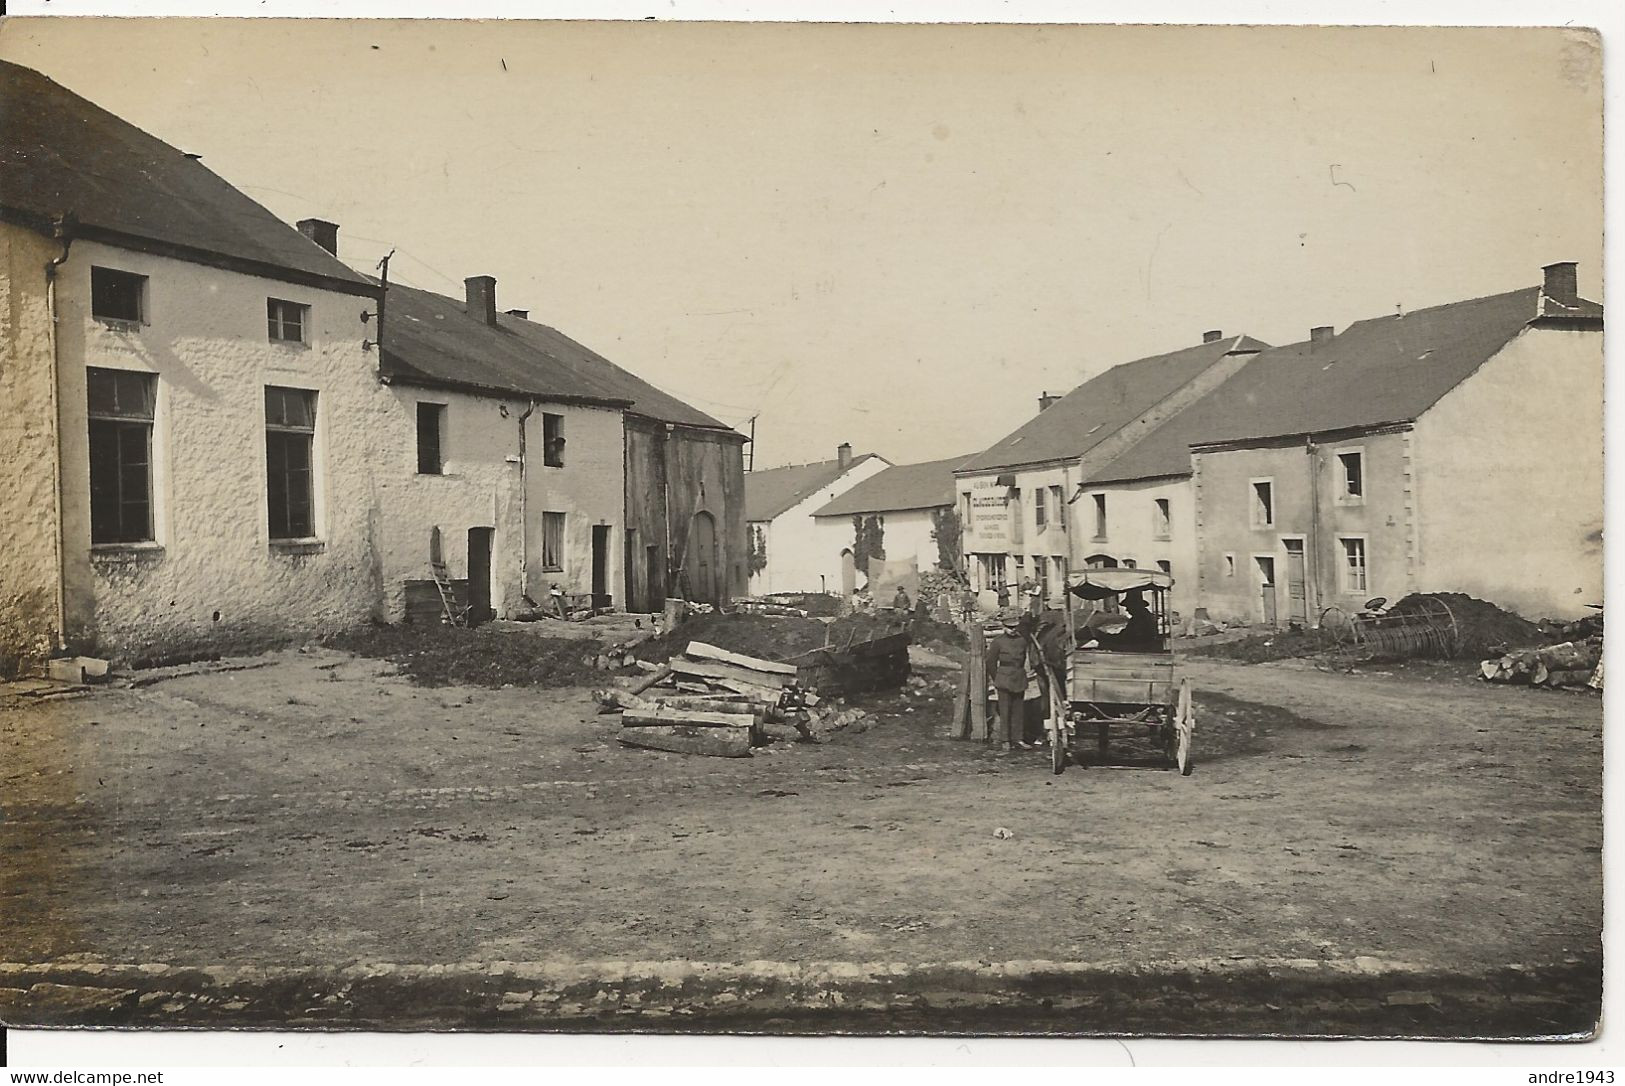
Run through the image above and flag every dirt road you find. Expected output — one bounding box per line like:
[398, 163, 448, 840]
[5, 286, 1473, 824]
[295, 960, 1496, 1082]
[0, 645, 1601, 1035]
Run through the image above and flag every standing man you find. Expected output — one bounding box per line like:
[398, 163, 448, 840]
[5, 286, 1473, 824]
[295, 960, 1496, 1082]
[984, 610, 1032, 753]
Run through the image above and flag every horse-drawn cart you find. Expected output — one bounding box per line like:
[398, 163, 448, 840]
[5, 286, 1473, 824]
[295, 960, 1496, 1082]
[1041, 568, 1195, 776]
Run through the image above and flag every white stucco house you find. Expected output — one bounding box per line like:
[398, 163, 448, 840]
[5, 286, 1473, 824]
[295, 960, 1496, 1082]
[0, 59, 388, 671]
[810, 455, 970, 598]
[744, 445, 890, 595]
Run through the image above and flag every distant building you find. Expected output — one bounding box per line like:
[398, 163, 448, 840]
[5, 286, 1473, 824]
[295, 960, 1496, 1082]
[953, 332, 1265, 615]
[811, 455, 970, 592]
[1189, 266, 1603, 625]
[0, 60, 385, 670]
[745, 445, 890, 595]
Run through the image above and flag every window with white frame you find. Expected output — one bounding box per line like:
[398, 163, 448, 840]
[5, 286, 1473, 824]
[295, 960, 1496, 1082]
[1092, 493, 1107, 539]
[1050, 486, 1066, 531]
[1153, 497, 1171, 540]
[1337, 450, 1365, 503]
[1035, 486, 1048, 529]
[1340, 536, 1368, 593]
[1251, 479, 1275, 528]
[87, 368, 157, 544]
[265, 386, 318, 540]
[91, 266, 146, 325]
[541, 512, 566, 571]
[267, 298, 309, 344]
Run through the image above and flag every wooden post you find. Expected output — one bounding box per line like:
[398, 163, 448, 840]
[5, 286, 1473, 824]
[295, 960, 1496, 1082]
[969, 620, 989, 741]
[949, 616, 973, 739]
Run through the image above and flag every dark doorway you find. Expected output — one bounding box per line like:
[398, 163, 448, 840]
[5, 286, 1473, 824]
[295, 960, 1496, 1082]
[625, 528, 639, 611]
[1256, 555, 1278, 625]
[687, 511, 719, 605]
[467, 527, 494, 626]
[592, 525, 611, 610]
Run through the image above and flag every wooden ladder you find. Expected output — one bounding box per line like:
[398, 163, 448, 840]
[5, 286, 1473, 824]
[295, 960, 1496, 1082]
[430, 558, 467, 626]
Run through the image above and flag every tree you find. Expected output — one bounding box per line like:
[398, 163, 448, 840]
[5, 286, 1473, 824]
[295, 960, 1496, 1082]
[852, 514, 886, 576]
[747, 524, 769, 577]
[930, 506, 964, 573]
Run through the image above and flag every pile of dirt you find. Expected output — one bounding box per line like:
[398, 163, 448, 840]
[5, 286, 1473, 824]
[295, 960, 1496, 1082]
[633, 611, 913, 664]
[1389, 592, 1544, 657]
[326, 623, 606, 688]
[1185, 628, 1332, 664]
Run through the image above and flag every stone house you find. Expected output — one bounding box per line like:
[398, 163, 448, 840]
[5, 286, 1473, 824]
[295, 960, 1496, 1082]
[744, 445, 890, 595]
[1189, 265, 1603, 625]
[0, 60, 386, 671]
[952, 332, 1266, 615]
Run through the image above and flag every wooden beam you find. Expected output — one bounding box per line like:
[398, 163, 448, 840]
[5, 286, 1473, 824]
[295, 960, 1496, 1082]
[670, 658, 792, 689]
[618, 726, 753, 758]
[683, 641, 799, 675]
[621, 709, 755, 729]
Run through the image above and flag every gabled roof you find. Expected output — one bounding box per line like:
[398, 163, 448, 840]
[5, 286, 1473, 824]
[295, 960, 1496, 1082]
[811, 455, 970, 517]
[746, 455, 886, 522]
[954, 335, 1268, 475]
[379, 282, 740, 434]
[1182, 285, 1599, 451]
[0, 60, 375, 297]
[380, 282, 631, 407]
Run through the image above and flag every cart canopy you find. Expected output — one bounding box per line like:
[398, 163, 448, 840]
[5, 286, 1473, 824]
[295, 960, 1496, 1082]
[1066, 568, 1175, 600]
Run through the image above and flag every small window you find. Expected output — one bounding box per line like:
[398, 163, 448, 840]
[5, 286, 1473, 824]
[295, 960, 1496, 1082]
[417, 402, 446, 475]
[541, 511, 566, 571]
[267, 298, 309, 344]
[91, 266, 146, 324]
[1122, 558, 1137, 570]
[1092, 493, 1107, 539]
[1251, 480, 1274, 528]
[1341, 537, 1368, 592]
[1050, 486, 1066, 531]
[542, 413, 565, 468]
[1338, 450, 1365, 501]
[1224, 554, 1236, 578]
[86, 368, 157, 544]
[265, 386, 318, 540]
[1156, 559, 1172, 576]
[1034, 486, 1048, 529]
[1153, 497, 1171, 540]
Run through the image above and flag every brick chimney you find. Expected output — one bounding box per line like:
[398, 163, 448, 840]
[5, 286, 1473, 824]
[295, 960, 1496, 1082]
[465, 276, 498, 326]
[1310, 325, 1335, 345]
[1202, 329, 1224, 344]
[1543, 261, 1579, 308]
[505, 308, 529, 320]
[837, 442, 853, 470]
[297, 218, 339, 256]
[1038, 391, 1061, 412]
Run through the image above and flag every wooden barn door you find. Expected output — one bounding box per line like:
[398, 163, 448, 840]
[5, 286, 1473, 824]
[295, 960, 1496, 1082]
[688, 512, 719, 605]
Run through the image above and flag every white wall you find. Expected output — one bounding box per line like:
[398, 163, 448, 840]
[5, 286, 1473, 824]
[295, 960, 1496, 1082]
[956, 462, 1074, 605]
[52, 239, 392, 660]
[1076, 476, 1199, 619]
[811, 506, 943, 588]
[748, 456, 890, 594]
[1413, 326, 1604, 619]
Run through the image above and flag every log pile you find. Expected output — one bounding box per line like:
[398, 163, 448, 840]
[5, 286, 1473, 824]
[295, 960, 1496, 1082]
[594, 640, 825, 757]
[1479, 638, 1603, 689]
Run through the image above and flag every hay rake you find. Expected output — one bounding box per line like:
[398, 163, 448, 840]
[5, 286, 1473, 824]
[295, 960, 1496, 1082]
[1319, 596, 1460, 667]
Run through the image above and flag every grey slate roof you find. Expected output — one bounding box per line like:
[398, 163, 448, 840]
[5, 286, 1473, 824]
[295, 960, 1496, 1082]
[954, 335, 1268, 475]
[811, 455, 970, 517]
[1086, 283, 1602, 481]
[746, 455, 886, 522]
[379, 280, 740, 433]
[0, 60, 375, 296]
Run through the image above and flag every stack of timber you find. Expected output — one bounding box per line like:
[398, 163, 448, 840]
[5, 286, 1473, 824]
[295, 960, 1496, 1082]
[595, 641, 819, 757]
[1479, 638, 1603, 689]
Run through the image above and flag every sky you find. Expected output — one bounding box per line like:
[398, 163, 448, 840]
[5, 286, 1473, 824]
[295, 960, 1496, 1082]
[0, 18, 1603, 470]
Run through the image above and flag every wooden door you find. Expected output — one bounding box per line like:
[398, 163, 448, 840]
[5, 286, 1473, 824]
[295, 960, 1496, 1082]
[1283, 540, 1308, 623]
[646, 544, 666, 609]
[687, 512, 719, 605]
[1256, 556, 1277, 625]
[591, 525, 611, 610]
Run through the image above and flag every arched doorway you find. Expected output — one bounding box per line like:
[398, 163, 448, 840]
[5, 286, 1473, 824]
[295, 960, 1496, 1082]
[686, 511, 720, 605]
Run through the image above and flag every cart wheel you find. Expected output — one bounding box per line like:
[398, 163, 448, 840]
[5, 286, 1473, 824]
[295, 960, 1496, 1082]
[1176, 678, 1196, 776]
[1051, 727, 1067, 775]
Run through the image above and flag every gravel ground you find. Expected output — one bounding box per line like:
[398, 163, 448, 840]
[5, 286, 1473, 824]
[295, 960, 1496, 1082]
[0, 642, 1601, 1035]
